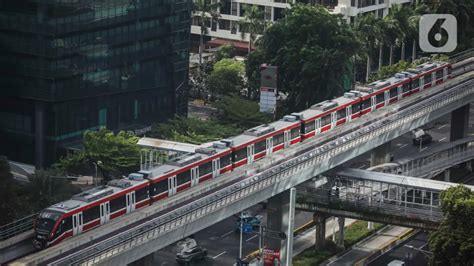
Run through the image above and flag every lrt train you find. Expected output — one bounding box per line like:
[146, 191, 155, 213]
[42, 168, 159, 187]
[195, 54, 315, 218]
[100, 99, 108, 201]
[33, 60, 452, 248]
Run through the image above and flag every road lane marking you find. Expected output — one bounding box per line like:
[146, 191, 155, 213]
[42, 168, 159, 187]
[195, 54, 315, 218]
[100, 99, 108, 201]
[420, 147, 428, 152]
[358, 164, 366, 169]
[439, 137, 447, 142]
[212, 251, 226, 259]
[246, 234, 258, 242]
[438, 124, 448, 129]
[220, 230, 234, 238]
[399, 144, 408, 149]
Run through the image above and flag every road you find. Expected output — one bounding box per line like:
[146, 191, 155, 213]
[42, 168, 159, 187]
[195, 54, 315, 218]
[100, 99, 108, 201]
[368, 231, 430, 266]
[150, 203, 313, 265]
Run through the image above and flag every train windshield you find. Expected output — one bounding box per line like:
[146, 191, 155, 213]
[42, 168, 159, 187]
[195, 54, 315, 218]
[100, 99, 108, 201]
[36, 211, 61, 232]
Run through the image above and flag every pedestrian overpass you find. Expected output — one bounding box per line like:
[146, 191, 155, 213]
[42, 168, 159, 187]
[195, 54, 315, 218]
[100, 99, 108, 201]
[296, 168, 474, 230]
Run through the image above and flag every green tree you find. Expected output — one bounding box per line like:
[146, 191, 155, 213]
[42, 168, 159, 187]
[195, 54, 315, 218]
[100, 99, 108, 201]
[215, 44, 237, 61]
[387, 4, 414, 61]
[208, 58, 245, 96]
[23, 169, 81, 212]
[149, 116, 240, 145]
[0, 156, 21, 225]
[254, 4, 360, 112]
[429, 185, 474, 265]
[355, 14, 384, 81]
[213, 95, 272, 129]
[237, 4, 267, 55]
[193, 0, 221, 65]
[382, 14, 402, 66]
[57, 128, 141, 180]
[83, 128, 141, 180]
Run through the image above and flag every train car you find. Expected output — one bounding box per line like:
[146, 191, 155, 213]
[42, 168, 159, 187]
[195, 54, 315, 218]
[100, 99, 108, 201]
[406, 61, 451, 93]
[33, 177, 149, 248]
[293, 91, 368, 141]
[146, 143, 232, 202]
[226, 115, 301, 169]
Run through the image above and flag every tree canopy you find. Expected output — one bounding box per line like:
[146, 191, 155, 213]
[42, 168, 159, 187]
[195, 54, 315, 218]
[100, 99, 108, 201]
[252, 4, 360, 112]
[149, 116, 241, 145]
[429, 185, 474, 265]
[213, 95, 272, 129]
[57, 128, 141, 180]
[208, 58, 245, 96]
[0, 156, 21, 225]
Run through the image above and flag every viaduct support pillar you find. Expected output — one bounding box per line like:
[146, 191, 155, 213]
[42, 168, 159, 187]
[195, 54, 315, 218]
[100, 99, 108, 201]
[444, 168, 451, 182]
[450, 104, 470, 141]
[369, 141, 391, 229]
[267, 188, 296, 265]
[337, 217, 345, 248]
[314, 213, 327, 250]
[370, 141, 391, 167]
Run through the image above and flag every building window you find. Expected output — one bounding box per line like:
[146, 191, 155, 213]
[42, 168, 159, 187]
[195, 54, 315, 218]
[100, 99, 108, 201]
[265, 6, 272, 21]
[219, 19, 231, 30]
[99, 108, 107, 126]
[231, 2, 238, 16]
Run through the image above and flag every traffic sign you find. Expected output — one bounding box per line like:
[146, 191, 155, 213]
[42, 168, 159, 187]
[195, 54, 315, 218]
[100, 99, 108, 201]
[243, 223, 253, 233]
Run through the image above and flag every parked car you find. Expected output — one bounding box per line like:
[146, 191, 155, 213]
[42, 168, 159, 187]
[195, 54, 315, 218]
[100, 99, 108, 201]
[413, 133, 432, 145]
[176, 246, 208, 265]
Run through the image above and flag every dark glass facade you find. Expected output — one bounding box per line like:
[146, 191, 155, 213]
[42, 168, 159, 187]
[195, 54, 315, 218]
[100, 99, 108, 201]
[0, 0, 191, 167]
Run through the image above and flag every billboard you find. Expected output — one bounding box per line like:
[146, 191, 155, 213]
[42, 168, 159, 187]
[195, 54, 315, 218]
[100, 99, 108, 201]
[260, 64, 278, 113]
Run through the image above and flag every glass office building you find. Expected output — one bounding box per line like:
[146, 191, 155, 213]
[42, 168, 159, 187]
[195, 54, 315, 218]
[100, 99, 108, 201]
[0, 0, 191, 167]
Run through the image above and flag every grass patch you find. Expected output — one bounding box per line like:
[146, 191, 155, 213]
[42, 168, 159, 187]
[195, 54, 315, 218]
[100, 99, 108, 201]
[343, 221, 384, 247]
[293, 220, 384, 266]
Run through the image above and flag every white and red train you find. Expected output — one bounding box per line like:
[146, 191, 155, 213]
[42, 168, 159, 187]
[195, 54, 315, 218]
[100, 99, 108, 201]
[34, 61, 452, 248]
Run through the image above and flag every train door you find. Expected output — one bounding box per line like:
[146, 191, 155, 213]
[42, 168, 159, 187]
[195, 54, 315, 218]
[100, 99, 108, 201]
[431, 72, 436, 86]
[168, 176, 177, 197]
[397, 85, 403, 100]
[384, 91, 390, 106]
[247, 144, 254, 164]
[126, 191, 136, 213]
[72, 213, 83, 236]
[266, 137, 273, 156]
[419, 77, 425, 91]
[346, 106, 352, 123]
[331, 112, 337, 129]
[315, 119, 321, 134]
[100, 202, 110, 224]
[284, 131, 290, 148]
[443, 67, 448, 81]
[371, 96, 376, 111]
[191, 167, 199, 186]
[212, 158, 220, 178]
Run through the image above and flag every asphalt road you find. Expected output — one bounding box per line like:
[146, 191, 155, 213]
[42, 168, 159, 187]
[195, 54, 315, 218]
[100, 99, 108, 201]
[368, 231, 430, 266]
[150, 203, 312, 265]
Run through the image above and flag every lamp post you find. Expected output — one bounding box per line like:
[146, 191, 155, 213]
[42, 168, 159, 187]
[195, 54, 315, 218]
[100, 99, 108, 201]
[92, 161, 102, 186]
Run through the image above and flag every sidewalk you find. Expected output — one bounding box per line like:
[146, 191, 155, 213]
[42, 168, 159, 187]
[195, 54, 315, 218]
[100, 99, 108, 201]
[323, 226, 413, 266]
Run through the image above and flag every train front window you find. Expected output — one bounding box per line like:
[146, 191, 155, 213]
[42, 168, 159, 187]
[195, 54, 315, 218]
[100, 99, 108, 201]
[37, 211, 61, 231]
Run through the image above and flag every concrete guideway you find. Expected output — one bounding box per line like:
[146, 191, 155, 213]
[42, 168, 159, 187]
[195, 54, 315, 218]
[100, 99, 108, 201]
[13, 64, 474, 265]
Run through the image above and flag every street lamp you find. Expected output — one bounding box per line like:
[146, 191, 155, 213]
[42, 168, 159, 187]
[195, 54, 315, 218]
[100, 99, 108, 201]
[92, 161, 103, 186]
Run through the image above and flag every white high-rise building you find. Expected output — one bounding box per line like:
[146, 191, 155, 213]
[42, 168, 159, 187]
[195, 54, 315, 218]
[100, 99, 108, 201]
[191, 0, 412, 49]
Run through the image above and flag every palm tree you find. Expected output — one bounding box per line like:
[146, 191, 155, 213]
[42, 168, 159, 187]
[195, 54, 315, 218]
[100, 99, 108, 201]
[408, 15, 420, 62]
[355, 14, 383, 81]
[237, 4, 267, 55]
[382, 14, 402, 65]
[193, 0, 221, 65]
[388, 4, 413, 61]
